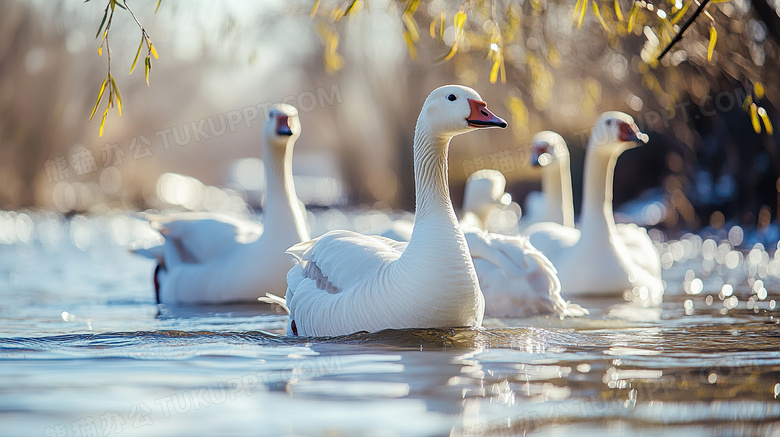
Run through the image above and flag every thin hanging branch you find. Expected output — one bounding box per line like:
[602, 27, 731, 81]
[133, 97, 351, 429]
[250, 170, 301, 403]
[656, 0, 711, 62]
[86, 0, 160, 137]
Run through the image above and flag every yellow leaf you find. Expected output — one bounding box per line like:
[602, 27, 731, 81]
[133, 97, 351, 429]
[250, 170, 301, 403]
[614, 0, 624, 21]
[578, 0, 588, 29]
[405, 0, 420, 15]
[627, 1, 638, 32]
[437, 11, 466, 62]
[500, 54, 506, 83]
[742, 95, 753, 112]
[707, 26, 717, 62]
[402, 13, 419, 42]
[489, 55, 501, 84]
[507, 96, 528, 128]
[330, 6, 344, 22]
[755, 82, 765, 99]
[310, 0, 320, 18]
[573, 0, 583, 21]
[150, 43, 159, 59]
[129, 36, 144, 75]
[99, 106, 109, 137]
[547, 45, 561, 68]
[437, 43, 458, 62]
[759, 107, 773, 135]
[592, 1, 609, 31]
[88, 77, 108, 122]
[144, 56, 151, 86]
[750, 103, 761, 133]
[155, 0, 162, 14]
[429, 17, 437, 39]
[438, 11, 444, 43]
[671, 0, 691, 25]
[454, 11, 467, 35]
[109, 75, 122, 116]
[403, 29, 417, 60]
[344, 0, 359, 16]
[98, 45, 102, 56]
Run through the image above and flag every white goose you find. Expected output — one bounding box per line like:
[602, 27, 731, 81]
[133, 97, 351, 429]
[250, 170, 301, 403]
[519, 131, 575, 230]
[284, 85, 507, 337]
[459, 159, 585, 318]
[463, 228, 587, 317]
[525, 112, 663, 306]
[132, 104, 310, 304]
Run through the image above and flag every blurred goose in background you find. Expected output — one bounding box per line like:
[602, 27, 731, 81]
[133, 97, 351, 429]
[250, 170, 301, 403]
[458, 140, 585, 318]
[284, 85, 506, 337]
[131, 104, 310, 304]
[459, 169, 519, 231]
[463, 228, 587, 318]
[525, 112, 663, 306]
[519, 131, 574, 231]
[380, 168, 516, 241]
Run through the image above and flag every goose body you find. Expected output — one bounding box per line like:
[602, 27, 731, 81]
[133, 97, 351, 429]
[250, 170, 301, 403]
[525, 113, 663, 306]
[458, 167, 584, 318]
[285, 85, 507, 337]
[132, 105, 309, 304]
[464, 228, 587, 318]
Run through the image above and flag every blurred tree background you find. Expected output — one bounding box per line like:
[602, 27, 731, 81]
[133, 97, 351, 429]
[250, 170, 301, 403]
[0, 0, 778, 237]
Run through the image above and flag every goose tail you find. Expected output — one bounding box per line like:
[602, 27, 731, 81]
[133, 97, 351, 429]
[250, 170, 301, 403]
[258, 293, 290, 314]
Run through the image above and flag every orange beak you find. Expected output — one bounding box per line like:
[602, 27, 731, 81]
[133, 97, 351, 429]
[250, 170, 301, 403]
[467, 99, 507, 129]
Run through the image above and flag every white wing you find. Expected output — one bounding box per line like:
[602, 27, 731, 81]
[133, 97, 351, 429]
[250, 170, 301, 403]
[465, 229, 587, 318]
[131, 212, 263, 266]
[525, 221, 580, 260]
[616, 223, 661, 278]
[285, 230, 408, 336]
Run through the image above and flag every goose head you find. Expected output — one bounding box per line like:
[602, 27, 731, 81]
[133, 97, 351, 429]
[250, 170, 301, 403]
[264, 103, 301, 149]
[530, 131, 568, 167]
[418, 85, 507, 140]
[589, 111, 648, 153]
[463, 169, 511, 220]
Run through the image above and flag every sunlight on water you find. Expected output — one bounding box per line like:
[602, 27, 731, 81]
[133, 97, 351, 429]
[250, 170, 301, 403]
[1, 211, 779, 436]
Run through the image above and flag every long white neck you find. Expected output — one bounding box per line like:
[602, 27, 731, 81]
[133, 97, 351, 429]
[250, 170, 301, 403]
[542, 156, 574, 228]
[579, 142, 622, 243]
[262, 137, 309, 242]
[398, 121, 478, 290]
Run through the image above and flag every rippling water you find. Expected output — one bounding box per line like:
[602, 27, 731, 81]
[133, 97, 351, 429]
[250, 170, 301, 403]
[1, 211, 779, 436]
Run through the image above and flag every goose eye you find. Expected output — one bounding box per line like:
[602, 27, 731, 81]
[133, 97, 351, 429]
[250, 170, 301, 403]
[447, 94, 457, 101]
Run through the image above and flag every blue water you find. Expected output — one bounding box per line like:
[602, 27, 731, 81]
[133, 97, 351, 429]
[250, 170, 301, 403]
[1, 212, 779, 436]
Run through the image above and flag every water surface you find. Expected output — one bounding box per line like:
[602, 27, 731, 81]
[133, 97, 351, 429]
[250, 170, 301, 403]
[1, 212, 779, 436]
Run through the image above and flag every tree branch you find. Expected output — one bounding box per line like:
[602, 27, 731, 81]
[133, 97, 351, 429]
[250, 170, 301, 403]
[657, 0, 711, 62]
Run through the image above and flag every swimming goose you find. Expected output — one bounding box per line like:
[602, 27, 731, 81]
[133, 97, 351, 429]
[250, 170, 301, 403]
[519, 131, 575, 230]
[458, 151, 585, 318]
[132, 104, 310, 304]
[284, 85, 506, 337]
[525, 112, 663, 306]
